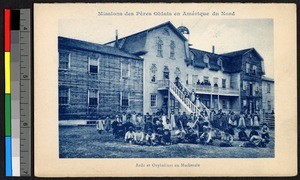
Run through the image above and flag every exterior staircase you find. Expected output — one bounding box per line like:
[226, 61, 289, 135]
[159, 79, 210, 117]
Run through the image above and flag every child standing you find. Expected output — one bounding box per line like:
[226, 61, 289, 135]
[96, 118, 105, 134]
[104, 116, 111, 133]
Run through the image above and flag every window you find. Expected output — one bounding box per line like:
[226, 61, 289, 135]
[213, 99, 218, 108]
[246, 63, 250, 73]
[121, 62, 130, 78]
[150, 94, 157, 107]
[203, 54, 209, 64]
[217, 58, 222, 67]
[120, 92, 129, 107]
[253, 65, 257, 75]
[186, 74, 189, 85]
[59, 86, 69, 104]
[222, 100, 227, 109]
[157, 37, 163, 57]
[88, 89, 98, 106]
[163, 66, 170, 80]
[213, 77, 219, 86]
[267, 83, 271, 93]
[59, 52, 70, 69]
[150, 64, 157, 83]
[243, 100, 247, 107]
[204, 76, 209, 83]
[169, 41, 175, 59]
[222, 79, 226, 88]
[89, 56, 99, 73]
[267, 101, 271, 111]
[174, 67, 181, 79]
[243, 81, 248, 90]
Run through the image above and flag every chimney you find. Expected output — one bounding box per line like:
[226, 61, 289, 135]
[212, 45, 215, 54]
[115, 29, 119, 48]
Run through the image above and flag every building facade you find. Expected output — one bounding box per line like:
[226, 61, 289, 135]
[58, 37, 143, 121]
[58, 21, 274, 121]
[261, 76, 274, 114]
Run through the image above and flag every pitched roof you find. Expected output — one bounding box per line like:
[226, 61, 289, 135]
[189, 48, 221, 71]
[221, 48, 253, 58]
[262, 76, 274, 82]
[105, 21, 188, 55]
[58, 36, 142, 60]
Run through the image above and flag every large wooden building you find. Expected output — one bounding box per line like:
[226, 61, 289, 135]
[58, 21, 273, 122]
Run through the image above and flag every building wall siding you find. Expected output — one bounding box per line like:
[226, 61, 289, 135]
[58, 48, 143, 120]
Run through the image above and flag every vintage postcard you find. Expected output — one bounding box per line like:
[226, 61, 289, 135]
[34, 3, 297, 177]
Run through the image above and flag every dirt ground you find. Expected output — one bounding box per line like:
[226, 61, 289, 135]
[59, 126, 274, 158]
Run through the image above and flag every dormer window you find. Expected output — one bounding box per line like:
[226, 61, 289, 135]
[217, 58, 222, 67]
[203, 54, 209, 64]
[157, 37, 163, 57]
[169, 41, 175, 59]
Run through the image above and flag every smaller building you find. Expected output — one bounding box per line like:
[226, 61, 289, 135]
[261, 76, 274, 114]
[58, 37, 144, 121]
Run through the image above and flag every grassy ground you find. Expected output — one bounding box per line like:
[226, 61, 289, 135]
[59, 126, 274, 158]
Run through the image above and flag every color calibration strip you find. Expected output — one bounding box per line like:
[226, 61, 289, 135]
[5, 8, 12, 176]
[4, 9, 31, 177]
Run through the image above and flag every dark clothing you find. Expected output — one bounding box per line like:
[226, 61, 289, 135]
[181, 114, 188, 128]
[153, 124, 164, 133]
[228, 128, 235, 136]
[111, 121, 119, 136]
[144, 122, 153, 132]
[249, 130, 259, 138]
[238, 131, 249, 141]
[123, 122, 134, 132]
[161, 130, 172, 145]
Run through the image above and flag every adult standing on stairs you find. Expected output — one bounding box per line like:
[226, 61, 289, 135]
[195, 95, 201, 109]
[190, 89, 196, 103]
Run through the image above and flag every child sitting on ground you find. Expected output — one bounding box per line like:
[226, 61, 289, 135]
[211, 128, 222, 140]
[199, 127, 213, 145]
[133, 127, 145, 145]
[145, 130, 157, 146]
[240, 134, 267, 148]
[238, 127, 249, 141]
[261, 123, 270, 143]
[249, 127, 259, 139]
[219, 130, 234, 147]
[174, 127, 186, 144]
[124, 126, 135, 143]
[161, 129, 172, 145]
[184, 127, 198, 144]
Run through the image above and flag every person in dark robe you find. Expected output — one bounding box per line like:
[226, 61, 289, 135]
[181, 112, 188, 128]
[238, 127, 249, 141]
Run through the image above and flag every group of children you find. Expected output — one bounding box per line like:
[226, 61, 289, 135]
[96, 111, 271, 148]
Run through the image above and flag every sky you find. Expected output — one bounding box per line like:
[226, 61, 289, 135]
[59, 18, 273, 78]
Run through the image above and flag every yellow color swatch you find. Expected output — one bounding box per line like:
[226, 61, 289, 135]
[5, 52, 11, 94]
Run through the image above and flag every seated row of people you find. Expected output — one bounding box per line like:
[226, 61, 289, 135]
[123, 121, 270, 148]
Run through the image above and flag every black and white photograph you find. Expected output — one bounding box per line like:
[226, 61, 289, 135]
[58, 18, 275, 158]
